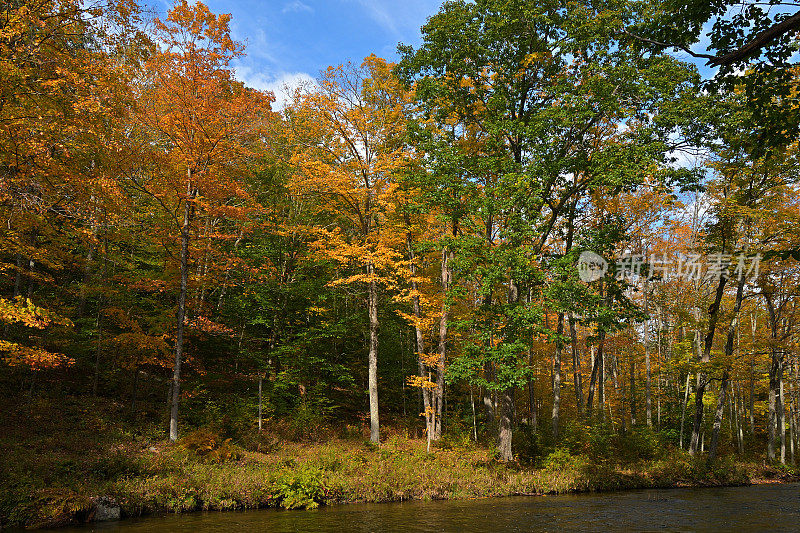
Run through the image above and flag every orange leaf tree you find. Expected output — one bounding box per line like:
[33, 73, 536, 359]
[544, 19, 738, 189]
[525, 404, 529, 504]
[130, 0, 273, 440]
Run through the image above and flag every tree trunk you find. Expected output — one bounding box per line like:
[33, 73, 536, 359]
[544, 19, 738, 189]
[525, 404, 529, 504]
[552, 313, 564, 440]
[612, 350, 624, 433]
[768, 354, 780, 460]
[780, 373, 786, 464]
[434, 245, 452, 440]
[169, 176, 194, 442]
[406, 232, 434, 442]
[470, 385, 477, 441]
[13, 253, 22, 298]
[679, 325, 698, 450]
[498, 390, 513, 461]
[750, 312, 757, 433]
[709, 271, 747, 461]
[367, 264, 380, 444]
[764, 291, 785, 462]
[552, 204, 574, 434]
[789, 355, 800, 464]
[570, 316, 583, 418]
[644, 282, 652, 427]
[679, 370, 692, 450]
[656, 311, 663, 427]
[26, 231, 37, 299]
[598, 332, 606, 418]
[495, 277, 520, 457]
[729, 385, 736, 444]
[737, 382, 745, 453]
[630, 348, 637, 426]
[587, 281, 607, 418]
[484, 360, 496, 426]
[484, 385, 496, 427]
[586, 333, 607, 418]
[527, 353, 536, 427]
[708, 371, 729, 462]
[792, 364, 798, 462]
[587, 344, 598, 413]
[690, 273, 728, 455]
[258, 376, 263, 432]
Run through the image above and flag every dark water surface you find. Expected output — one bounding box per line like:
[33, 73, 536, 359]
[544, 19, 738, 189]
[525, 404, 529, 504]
[52, 483, 800, 532]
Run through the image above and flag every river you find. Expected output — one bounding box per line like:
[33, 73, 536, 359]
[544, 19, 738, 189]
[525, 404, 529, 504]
[49, 483, 800, 532]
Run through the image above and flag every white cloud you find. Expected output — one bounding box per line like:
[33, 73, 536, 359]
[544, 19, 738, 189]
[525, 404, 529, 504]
[237, 27, 283, 66]
[353, 0, 398, 36]
[234, 66, 316, 110]
[282, 1, 314, 14]
[348, 0, 442, 39]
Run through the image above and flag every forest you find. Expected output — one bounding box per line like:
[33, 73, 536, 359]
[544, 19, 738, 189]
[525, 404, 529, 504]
[2, 0, 800, 528]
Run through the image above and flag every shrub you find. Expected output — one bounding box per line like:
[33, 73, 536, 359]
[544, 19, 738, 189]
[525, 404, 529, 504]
[273, 467, 325, 509]
[439, 419, 475, 450]
[561, 420, 592, 456]
[617, 426, 663, 461]
[512, 424, 543, 464]
[542, 448, 579, 471]
[89, 450, 148, 480]
[182, 393, 255, 442]
[239, 429, 281, 453]
[180, 427, 243, 464]
[287, 403, 327, 441]
[28, 487, 93, 528]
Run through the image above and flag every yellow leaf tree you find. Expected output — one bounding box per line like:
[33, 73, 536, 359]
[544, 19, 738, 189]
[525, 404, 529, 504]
[288, 56, 412, 443]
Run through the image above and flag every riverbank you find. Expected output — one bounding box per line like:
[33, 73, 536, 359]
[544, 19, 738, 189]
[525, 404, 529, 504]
[2, 397, 798, 529]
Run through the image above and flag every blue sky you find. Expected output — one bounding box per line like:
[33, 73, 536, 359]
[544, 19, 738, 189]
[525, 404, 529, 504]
[150, 1, 444, 106]
[146, 1, 725, 108]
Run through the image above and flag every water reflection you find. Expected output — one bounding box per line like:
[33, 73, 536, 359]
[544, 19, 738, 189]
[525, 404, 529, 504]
[51, 483, 800, 533]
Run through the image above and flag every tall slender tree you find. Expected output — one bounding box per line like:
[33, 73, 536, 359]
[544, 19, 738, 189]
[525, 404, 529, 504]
[132, 0, 272, 441]
[288, 56, 412, 443]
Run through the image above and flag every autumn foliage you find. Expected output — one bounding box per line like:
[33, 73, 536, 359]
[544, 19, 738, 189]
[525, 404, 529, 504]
[2, 0, 800, 494]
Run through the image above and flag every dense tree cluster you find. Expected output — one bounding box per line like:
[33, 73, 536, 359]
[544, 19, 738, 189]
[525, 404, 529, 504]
[2, 0, 799, 464]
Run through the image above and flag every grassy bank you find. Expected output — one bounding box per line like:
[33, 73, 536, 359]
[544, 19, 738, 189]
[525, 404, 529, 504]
[1, 397, 797, 529]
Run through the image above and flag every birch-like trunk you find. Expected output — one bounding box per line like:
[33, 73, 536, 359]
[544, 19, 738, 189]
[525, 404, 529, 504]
[367, 263, 380, 443]
[750, 313, 758, 433]
[765, 291, 785, 462]
[434, 246, 452, 440]
[258, 376, 263, 432]
[552, 313, 564, 440]
[570, 316, 583, 418]
[768, 355, 781, 460]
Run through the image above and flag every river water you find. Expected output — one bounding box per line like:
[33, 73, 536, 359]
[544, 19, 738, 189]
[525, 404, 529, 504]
[52, 483, 800, 532]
